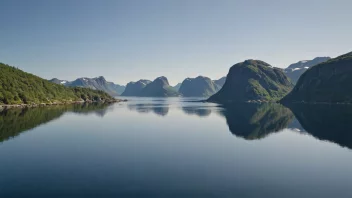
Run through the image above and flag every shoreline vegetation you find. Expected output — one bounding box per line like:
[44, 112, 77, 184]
[0, 99, 126, 110]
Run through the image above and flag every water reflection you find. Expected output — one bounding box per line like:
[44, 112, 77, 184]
[127, 103, 169, 116]
[219, 102, 352, 149]
[2, 99, 352, 197]
[287, 118, 306, 132]
[0, 103, 112, 143]
[153, 106, 169, 116]
[181, 106, 212, 117]
[219, 103, 294, 140]
[3, 99, 352, 150]
[288, 104, 352, 149]
[125, 100, 352, 149]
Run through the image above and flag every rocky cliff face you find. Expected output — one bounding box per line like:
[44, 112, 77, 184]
[140, 76, 180, 97]
[121, 80, 152, 96]
[284, 57, 330, 84]
[208, 60, 293, 103]
[281, 52, 352, 104]
[179, 76, 220, 97]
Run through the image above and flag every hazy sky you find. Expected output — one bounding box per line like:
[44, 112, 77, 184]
[1, 0, 351, 85]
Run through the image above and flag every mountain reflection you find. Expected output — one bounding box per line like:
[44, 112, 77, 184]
[219, 103, 294, 140]
[127, 104, 169, 116]
[181, 106, 212, 117]
[288, 104, 352, 149]
[0, 103, 112, 143]
[152, 106, 169, 116]
[8, 100, 352, 150]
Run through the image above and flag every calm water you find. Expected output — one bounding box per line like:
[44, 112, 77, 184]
[1, 97, 352, 198]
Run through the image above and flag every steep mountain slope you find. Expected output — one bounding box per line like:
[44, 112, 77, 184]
[179, 76, 220, 97]
[281, 52, 352, 104]
[50, 76, 125, 96]
[213, 77, 226, 88]
[106, 82, 125, 95]
[121, 80, 152, 96]
[173, 83, 182, 91]
[284, 57, 330, 84]
[207, 60, 293, 103]
[140, 76, 180, 97]
[0, 63, 115, 105]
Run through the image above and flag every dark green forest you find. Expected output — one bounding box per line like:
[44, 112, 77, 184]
[0, 62, 114, 105]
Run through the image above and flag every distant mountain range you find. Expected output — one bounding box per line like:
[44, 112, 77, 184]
[50, 76, 125, 96]
[121, 76, 226, 97]
[47, 56, 331, 99]
[13, 51, 351, 104]
[122, 77, 180, 97]
[284, 57, 330, 84]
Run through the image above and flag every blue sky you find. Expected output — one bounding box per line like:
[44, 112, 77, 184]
[1, 0, 351, 85]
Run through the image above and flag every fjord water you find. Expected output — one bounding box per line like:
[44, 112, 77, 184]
[1, 98, 352, 198]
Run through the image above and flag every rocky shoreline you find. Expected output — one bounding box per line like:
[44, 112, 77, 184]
[0, 98, 127, 110]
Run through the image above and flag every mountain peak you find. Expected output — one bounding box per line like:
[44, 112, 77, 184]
[179, 76, 220, 97]
[195, 75, 210, 80]
[94, 76, 107, 83]
[154, 76, 169, 86]
[121, 79, 152, 96]
[285, 56, 331, 84]
[138, 76, 179, 97]
[95, 76, 106, 80]
[242, 59, 272, 67]
[312, 56, 330, 61]
[208, 60, 293, 103]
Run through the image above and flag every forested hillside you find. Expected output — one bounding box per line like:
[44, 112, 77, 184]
[0, 63, 115, 105]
